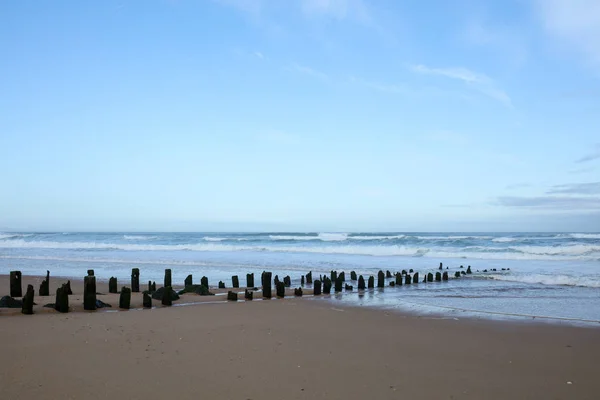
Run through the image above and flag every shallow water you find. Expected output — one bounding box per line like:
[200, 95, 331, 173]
[1, 232, 599, 325]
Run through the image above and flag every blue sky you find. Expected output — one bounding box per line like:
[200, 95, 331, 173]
[0, 0, 599, 232]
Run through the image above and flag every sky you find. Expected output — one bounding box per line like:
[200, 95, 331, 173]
[0, 0, 599, 232]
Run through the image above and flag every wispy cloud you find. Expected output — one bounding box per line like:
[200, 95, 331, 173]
[576, 144, 600, 163]
[288, 63, 329, 81]
[254, 51, 264, 59]
[546, 182, 600, 195]
[410, 64, 513, 108]
[534, 0, 600, 68]
[497, 196, 600, 210]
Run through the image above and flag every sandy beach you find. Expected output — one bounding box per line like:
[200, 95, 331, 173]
[1, 274, 599, 399]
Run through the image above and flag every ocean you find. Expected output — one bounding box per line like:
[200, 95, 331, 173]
[1, 232, 599, 325]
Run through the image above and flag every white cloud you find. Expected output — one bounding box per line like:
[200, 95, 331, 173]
[410, 64, 513, 108]
[534, 0, 600, 67]
[254, 51, 264, 59]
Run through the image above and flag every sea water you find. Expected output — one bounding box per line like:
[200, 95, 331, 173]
[1, 232, 599, 325]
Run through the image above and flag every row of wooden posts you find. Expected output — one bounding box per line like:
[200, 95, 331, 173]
[8, 263, 474, 314]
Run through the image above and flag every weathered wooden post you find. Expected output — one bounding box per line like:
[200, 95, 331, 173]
[201, 276, 209, 288]
[245, 289, 253, 300]
[218, 281, 226, 289]
[339, 272, 345, 282]
[467, 266, 472, 274]
[427, 272, 434, 282]
[435, 272, 442, 282]
[246, 273, 254, 288]
[368, 276, 374, 288]
[109, 277, 118, 293]
[232, 275, 239, 288]
[87, 269, 94, 276]
[164, 269, 172, 288]
[143, 291, 152, 308]
[345, 284, 353, 291]
[185, 274, 193, 287]
[413, 272, 419, 284]
[55, 284, 69, 313]
[439, 262, 443, 270]
[283, 276, 291, 287]
[402, 269, 407, 275]
[162, 286, 173, 306]
[262, 272, 272, 299]
[386, 270, 392, 278]
[227, 291, 238, 301]
[65, 280, 73, 295]
[84, 276, 97, 311]
[389, 281, 395, 287]
[454, 271, 461, 278]
[350, 271, 357, 280]
[22, 284, 34, 315]
[276, 281, 285, 298]
[377, 270, 385, 288]
[358, 275, 366, 290]
[119, 287, 132, 309]
[395, 273, 403, 286]
[323, 278, 332, 294]
[131, 268, 140, 292]
[39, 270, 50, 296]
[306, 271, 313, 284]
[313, 280, 322, 295]
[294, 287, 303, 296]
[151, 281, 156, 293]
[330, 271, 337, 282]
[9, 271, 22, 298]
[442, 271, 448, 281]
[301, 275, 305, 286]
[335, 277, 343, 292]
[405, 274, 412, 285]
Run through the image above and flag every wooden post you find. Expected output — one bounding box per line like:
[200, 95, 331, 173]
[386, 270, 392, 278]
[435, 272, 442, 282]
[276, 281, 285, 298]
[201, 276, 208, 288]
[345, 284, 353, 291]
[119, 287, 131, 309]
[439, 262, 443, 270]
[39, 270, 50, 296]
[323, 278, 332, 294]
[395, 273, 403, 286]
[22, 284, 34, 315]
[334, 276, 343, 292]
[350, 271, 357, 280]
[162, 286, 173, 306]
[131, 268, 140, 292]
[283, 276, 291, 287]
[313, 280, 322, 295]
[227, 291, 238, 301]
[55, 284, 69, 313]
[442, 272, 448, 281]
[65, 280, 73, 295]
[83, 276, 97, 311]
[262, 272, 272, 299]
[358, 275, 365, 290]
[151, 281, 156, 293]
[405, 274, 412, 285]
[339, 272, 345, 282]
[245, 289, 253, 300]
[413, 272, 419, 284]
[143, 292, 152, 308]
[306, 271, 313, 284]
[368, 276, 374, 288]
[294, 287, 303, 296]
[330, 271, 337, 282]
[109, 277, 118, 293]
[232, 275, 239, 288]
[164, 269, 172, 288]
[87, 269, 94, 276]
[301, 275, 305, 286]
[427, 273, 434, 282]
[218, 281, 226, 289]
[185, 275, 193, 286]
[377, 271, 385, 288]
[467, 266, 472, 274]
[454, 271, 461, 278]
[9, 271, 22, 298]
[246, 273, 254, 288]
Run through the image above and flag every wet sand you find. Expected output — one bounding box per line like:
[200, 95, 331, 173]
[1, 275, 600, 399]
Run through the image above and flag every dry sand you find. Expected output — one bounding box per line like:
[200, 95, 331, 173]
[1, 275, 599, 399]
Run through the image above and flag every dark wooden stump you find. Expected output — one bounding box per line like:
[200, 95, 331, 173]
[386, 270, 392, 278]
[9, 271, 22, 298]
[143, 292, 152, 308]
[358, 275, 365, 290]
[306, 271, 313, 284]
[467, 266, 472, 274]
[283, 276, 291, 287]
[83, 276, 97, 311]
[339, 272, 345, 282]
[377, 270, 385, 288]
[455, 271, 461, 278]
[22, 284, 34, 315]
[294, 287, 303, 297]
[389, 281, 395, 287]
[184, 274, 193, 287]
[162, 285, 173, 306]
[409, 269, 414, 273]
[39, 270, 50, 296]
[164, 269, 172, 288]
[405, 274, 412, 285]
[435, 272, 442, 282]
[330, 271, 337, 282]
[395, 273, 403, 286]
[87, 269, 94, 276]
[313, 280, 322, 295]
[119, 287, 132, 309]
[442, 272, 448, 281]
[232, 275, 239, 288]
[246, 273, 254, 288]
[276, 281, 285, 298]
[55, 284, 69, 313]
[301, 275, 305, 286]
[65, 280, 73, 295]
[218, 281, 226, 289]
[151, 281, 156, 293]
[439, 262, 443, 270]
[109, 277, 118, 294]
[245, 289, 253, 300]
[344, 284, 353, 291]
[334, 277, 343, 292]
[227, 291, 238, 301]
[350, 271, 357, 280]
[323, 278, 332, 294]
[131, 268, 140, 292]
[413, 272, 419, 284]
[201, 276, 208, 288]
[427, 273, 434, 282]
[402, 269, 407, 275]
[368, 276, 374, 288]
[262, 272, 272, 299]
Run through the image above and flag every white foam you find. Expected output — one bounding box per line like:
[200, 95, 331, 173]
[569, 233, 600, 239]
[509, 244, 600, 256]
[0, 233, 32, 240]
[123, 235, 157, 240]
[203, 237, 227, 242]
[488, 273, 600, 288]
[491, 237, 518, 243]
[416, 235, 493, 240]
[349, 235, 407, 240]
